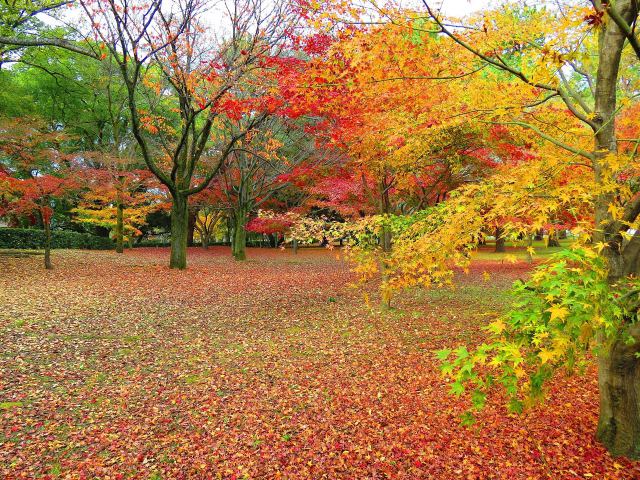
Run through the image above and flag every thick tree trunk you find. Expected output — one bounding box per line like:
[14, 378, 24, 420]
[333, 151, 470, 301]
[115, 201, 124, 254]
[597, 324, 640, 459]
[591, 0, 640, 457]
[169, 193, 189, 269]
[547, 230, 560, 248]
[232, 210, 247, 261]
[43, 220, 52, 270]
[494, 227, 506, 253]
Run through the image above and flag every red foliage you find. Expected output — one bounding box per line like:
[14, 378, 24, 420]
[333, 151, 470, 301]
[246, 214, 295, 235]
[1, 174, 78, 224]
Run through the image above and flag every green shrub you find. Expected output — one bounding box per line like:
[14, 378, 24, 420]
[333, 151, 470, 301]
[133, 238, 171, 248]
[0, 228, 114, 250]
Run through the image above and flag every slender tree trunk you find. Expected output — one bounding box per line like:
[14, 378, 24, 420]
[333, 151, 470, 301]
[292, 238, 298, 254]
[43, 220, 52, 270]
[526, 234, 534, 264]
[226, 216, 233, 246]
[169, 193, 189, 269]
[115, 200, 124, 254]
[379, 177, 392, 308]
[187, 209, 197, 247]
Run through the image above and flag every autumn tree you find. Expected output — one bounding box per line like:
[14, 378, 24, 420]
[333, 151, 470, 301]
[209, 116, 314, 260]
[74, 156, 160, 252]
[305, 0, 640, 458]
[0, 0, 297, 268]
[0, 172, 78, 268]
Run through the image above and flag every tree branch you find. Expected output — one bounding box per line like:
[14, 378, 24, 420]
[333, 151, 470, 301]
[0, 36, 100, 59]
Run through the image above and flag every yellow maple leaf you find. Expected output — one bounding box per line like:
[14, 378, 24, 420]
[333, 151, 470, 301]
[594, 242, 607, 253]
[608, 203, 622, 219]
[488, 318, 506, 334]
[538, 349, 556, 364]
[547, 305, 569, 321]
[514, 366, 527, 378]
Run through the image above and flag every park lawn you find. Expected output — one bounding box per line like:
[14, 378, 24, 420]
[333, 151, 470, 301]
[0, 247, 638, 479]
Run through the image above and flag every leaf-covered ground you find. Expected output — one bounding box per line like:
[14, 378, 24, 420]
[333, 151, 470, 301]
[1, 247, 638, 479]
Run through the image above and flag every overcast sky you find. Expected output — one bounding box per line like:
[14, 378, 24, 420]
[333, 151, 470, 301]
[433, 0, 492, 17]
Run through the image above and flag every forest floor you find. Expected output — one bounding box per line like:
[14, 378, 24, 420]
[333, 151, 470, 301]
[1, 246, 638, 479]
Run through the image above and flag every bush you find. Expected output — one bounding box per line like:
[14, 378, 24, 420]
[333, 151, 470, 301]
[133, 238, 171, 248]
[0, 228, 114, 250]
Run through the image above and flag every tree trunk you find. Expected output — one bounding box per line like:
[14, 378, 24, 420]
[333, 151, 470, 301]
[526, 234, 534, 264]
[169, 193, 189, 269]
[226, 216, 233, 246]
[187, 209, 197, 247]
[494, 227, 506, 253]
[292, 238, 298, 254]
[597, 324, 640, 459]
[43, 220, 52, 270]
[591, 0, 640, 457]
[547, 230, 560, 248]
[115, 201, 124, 254]
[232, 210, 247, 261]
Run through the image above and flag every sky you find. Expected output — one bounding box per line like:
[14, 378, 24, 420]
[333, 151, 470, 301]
[430, 0, 492, 17]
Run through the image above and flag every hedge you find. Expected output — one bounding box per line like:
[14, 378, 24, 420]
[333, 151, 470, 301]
[0, 228, 114, 250]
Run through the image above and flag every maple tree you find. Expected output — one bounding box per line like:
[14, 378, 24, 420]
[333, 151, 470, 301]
[295, 0, 640, 458]
[74, 158, 161, 252]
[284, 0, 640, 458]
[217, 118, 316, 259]
[0, 172, 78, 268]
[0, 118, 83, 268]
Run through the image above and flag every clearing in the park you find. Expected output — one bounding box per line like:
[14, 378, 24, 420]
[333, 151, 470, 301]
[0, 247, 638, 478]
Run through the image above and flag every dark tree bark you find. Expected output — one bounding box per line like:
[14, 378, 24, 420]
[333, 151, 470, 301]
[43, 219, 52, 270]
[187, 208, 197, 247]
[494, 227, 506, 253]
[547, 230, 560, 248]
[597, 323, 640, 458]
[169, 193, 189, 269]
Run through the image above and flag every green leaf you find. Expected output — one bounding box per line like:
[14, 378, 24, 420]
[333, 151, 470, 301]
[435, 348, 452, 361]
[449, 382, 465, 396]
